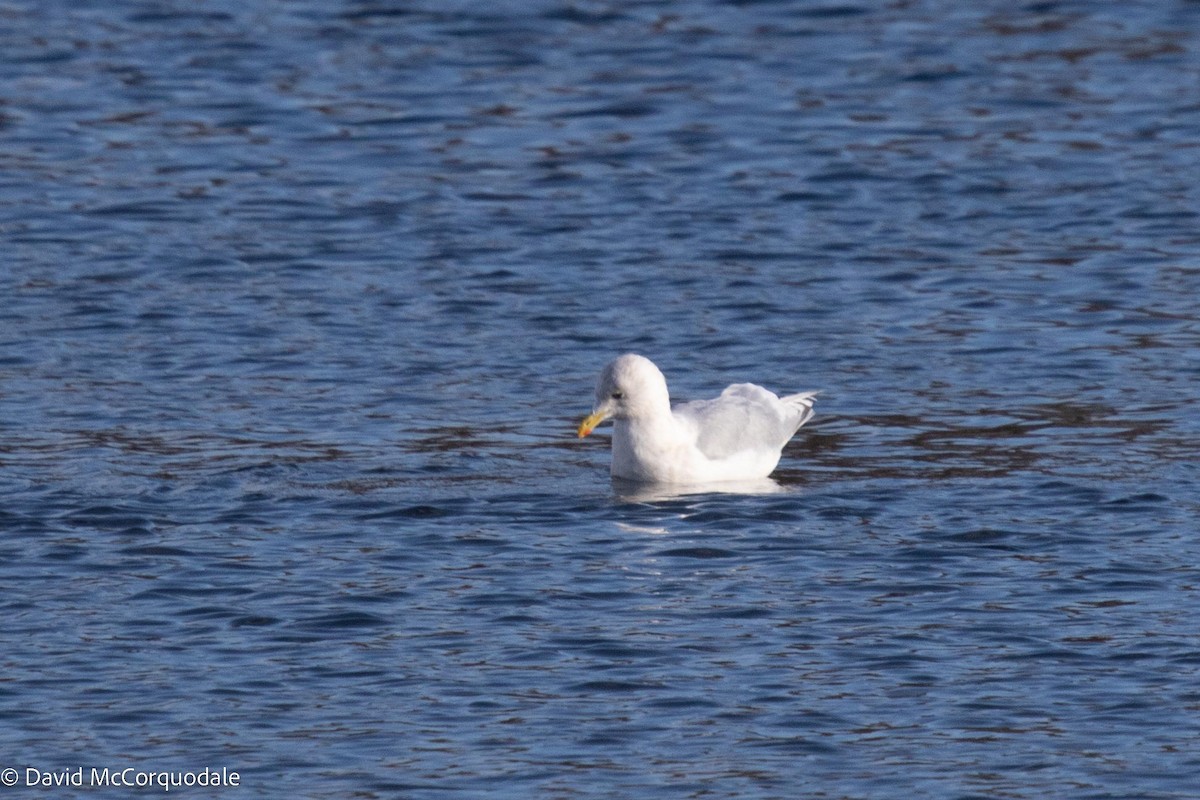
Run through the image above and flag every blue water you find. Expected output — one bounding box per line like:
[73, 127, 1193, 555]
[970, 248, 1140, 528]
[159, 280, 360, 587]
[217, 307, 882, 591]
[2, 1, 1199, 797]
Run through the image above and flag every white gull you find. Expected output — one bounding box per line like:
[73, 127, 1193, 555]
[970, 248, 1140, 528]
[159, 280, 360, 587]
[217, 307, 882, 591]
[577, 354, 818, 484]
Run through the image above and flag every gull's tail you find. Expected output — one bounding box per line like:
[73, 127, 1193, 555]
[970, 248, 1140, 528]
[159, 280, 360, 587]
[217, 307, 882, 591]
[781, 391, 819, 433]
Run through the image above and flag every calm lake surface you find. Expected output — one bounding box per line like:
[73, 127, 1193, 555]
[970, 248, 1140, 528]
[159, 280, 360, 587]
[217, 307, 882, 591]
[2, 1, 1199, 797]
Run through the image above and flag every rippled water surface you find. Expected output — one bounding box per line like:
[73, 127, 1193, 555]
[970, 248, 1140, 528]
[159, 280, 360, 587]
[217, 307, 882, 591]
[2, 1, 1199, 797]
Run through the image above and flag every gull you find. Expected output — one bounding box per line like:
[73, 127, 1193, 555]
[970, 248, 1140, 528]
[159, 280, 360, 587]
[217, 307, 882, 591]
[577, 354, 817, 484]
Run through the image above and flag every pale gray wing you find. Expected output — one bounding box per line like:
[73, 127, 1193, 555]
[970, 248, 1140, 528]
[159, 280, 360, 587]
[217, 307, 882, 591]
[673, 383, 801, 461]
[780, 391, 818, 431]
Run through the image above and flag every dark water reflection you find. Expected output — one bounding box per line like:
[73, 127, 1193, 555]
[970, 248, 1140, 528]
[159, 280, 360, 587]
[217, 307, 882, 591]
[2, 1, 1199, 798]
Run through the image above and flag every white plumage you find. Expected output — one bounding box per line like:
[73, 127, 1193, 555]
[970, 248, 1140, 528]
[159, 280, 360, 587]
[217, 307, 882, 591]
[577, 354, 817, 484]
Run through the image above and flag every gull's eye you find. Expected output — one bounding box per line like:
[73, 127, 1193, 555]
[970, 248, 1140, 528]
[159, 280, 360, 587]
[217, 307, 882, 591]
[611, 391, 624, 400]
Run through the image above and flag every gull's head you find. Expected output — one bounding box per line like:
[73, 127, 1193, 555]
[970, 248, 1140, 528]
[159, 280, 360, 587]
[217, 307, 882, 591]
[577, 354, 670, 437]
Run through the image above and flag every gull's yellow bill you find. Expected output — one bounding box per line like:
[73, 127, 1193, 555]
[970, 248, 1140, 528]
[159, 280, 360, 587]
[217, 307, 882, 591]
[576, 409, 609, 438]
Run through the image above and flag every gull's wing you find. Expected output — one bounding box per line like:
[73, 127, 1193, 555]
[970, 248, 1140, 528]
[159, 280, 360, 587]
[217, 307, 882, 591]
[674, 383, 815, 462]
